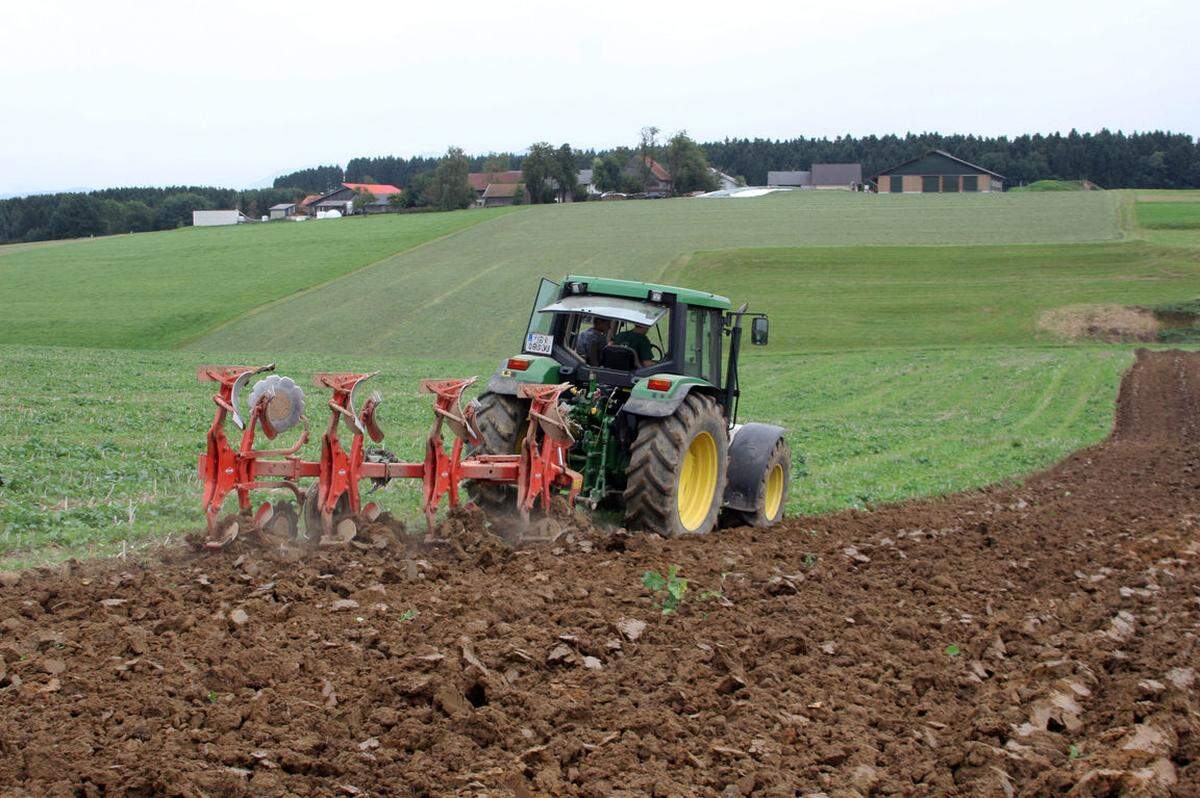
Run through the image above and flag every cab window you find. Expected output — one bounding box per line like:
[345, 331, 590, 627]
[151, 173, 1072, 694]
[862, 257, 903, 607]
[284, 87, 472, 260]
[683, 307, 722, 383]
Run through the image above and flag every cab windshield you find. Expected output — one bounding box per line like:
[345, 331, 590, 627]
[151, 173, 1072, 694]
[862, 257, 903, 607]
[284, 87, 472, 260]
[537, 296, 671, 369]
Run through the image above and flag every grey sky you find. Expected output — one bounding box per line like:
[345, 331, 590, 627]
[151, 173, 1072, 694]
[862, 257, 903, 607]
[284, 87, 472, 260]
[2, 0, 1196, 196]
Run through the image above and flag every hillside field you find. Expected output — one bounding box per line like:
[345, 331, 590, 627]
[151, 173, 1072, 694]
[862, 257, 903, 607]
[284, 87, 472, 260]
[2, 189, 1198, 566]
[0, 208, 512, 349]
[193, 190, 1124, 357]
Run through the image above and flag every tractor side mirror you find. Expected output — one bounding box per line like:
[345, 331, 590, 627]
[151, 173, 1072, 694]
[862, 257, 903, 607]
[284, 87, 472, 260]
[750, 317, 769, 346]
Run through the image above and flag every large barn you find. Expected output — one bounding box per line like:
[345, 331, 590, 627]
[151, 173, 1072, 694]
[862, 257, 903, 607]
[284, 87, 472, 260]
[873, 150, 1004, 193]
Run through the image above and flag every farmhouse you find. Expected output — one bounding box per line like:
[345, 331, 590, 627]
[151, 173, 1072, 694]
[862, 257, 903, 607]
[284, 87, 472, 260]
[268, 202, 298, 220]
[469, 171, 523, 201]
[623, 155, 673, 194]
[874, 150, 1005, 193]
[576, 169, 602, 198]
[481, 182, 528, 207]
[766, 164, 862, 189]
[192, 209, 251, 227]
[309, 182, 403, 214]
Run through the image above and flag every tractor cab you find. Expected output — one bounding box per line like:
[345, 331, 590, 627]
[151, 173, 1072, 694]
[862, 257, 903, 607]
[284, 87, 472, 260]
[512, 276, 735, 401]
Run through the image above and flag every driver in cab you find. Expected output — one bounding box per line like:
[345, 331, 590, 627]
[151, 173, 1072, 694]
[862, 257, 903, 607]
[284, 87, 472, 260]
[613, 323, 655, 368]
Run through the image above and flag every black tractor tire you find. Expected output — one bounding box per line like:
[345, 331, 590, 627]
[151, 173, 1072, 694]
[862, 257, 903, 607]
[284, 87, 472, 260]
[733, 437, 791, 528]
[465, 392, 528, 509]
[623, 393, 728, 537]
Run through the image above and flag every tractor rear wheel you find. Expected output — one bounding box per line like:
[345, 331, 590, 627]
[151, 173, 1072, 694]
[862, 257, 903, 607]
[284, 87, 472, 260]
[734, 437, 791, 527]
[466, 392, 528, 509]
[623, 393, 728, 537]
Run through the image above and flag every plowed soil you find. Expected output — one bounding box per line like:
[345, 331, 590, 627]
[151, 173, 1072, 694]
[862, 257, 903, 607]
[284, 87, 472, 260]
[1, 349, 1198, 797]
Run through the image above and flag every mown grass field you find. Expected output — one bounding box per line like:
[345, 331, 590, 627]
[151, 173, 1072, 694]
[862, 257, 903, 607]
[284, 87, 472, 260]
[0, 188, 1194, 567]
[193, 190, 1123, 357]
[0, 208, 512, 349]
[675, 240, 1200, 351]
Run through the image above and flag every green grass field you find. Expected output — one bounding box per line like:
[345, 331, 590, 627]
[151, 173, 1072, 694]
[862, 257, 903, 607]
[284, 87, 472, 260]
[0, 208, 512, 349]
[193, 190, 1123, 357]
[675, 240, 1200, 351]
[0, 344, 1129, 568]
[0, 188, 1196, 567]
[1136, 201, 1200, 230]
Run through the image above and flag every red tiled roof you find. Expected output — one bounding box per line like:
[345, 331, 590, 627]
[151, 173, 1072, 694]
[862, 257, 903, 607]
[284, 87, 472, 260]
[299, 194, 321, 207]
[342, 182, 402, 197]
[468, 171, 523, 191]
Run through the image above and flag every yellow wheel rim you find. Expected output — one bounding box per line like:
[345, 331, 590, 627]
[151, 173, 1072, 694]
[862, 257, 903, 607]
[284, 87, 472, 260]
[763, 463, 784, 520]
[677, 431, 718, 531]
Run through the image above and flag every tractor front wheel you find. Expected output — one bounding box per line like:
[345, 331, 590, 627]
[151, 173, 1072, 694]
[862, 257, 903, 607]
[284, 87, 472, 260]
[623, 393, 728, 537]
[466, 392, 528, 509]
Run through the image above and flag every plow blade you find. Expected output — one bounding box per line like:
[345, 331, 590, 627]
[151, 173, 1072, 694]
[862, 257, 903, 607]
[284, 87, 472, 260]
[197, 365, 579, 549]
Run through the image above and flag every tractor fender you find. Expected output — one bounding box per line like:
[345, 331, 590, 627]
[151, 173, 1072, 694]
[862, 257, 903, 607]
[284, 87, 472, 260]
[621, 382, 717, 418]
[722, 422, 787, 512]
[484, 356, 561, 396]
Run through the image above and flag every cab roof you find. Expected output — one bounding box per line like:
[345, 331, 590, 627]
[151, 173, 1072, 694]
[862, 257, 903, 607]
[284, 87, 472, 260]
[564, 275, 731, 310]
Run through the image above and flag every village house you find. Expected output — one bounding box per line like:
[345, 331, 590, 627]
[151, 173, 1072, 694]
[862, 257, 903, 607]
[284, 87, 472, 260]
[308, 182, 403, 215]
[268, 202, 299, 220]
[623, 155, 673, 194]
[468, 171, 523, 201]
[480, 182, 530, 207]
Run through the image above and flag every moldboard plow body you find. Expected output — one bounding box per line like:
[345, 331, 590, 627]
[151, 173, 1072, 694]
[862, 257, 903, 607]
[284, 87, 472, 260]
[197, 364, 579, 549]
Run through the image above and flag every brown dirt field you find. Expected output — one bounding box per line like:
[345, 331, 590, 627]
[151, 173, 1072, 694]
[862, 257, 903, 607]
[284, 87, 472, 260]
[2, 350, 1199, 797]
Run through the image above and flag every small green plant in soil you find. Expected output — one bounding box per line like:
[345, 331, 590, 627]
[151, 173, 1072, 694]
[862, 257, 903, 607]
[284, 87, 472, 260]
[945, 644, 961, 657]
[399, 609, 418, 622]
[643, 565, 688, 615]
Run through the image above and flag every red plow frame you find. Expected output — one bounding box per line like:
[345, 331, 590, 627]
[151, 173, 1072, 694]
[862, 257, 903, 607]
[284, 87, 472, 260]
[197, 364, 580, 548]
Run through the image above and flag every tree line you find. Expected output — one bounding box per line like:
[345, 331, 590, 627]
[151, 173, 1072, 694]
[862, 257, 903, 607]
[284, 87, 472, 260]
[4, 128, 1196, 245]
[702, 130, 1200, 188]
[0, 186, 304, 244]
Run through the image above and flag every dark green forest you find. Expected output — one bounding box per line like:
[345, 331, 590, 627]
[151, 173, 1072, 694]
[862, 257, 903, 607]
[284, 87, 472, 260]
[701, 130, 1200, 188]
[3, 130, 1196, 245]
[0, 186, 303, 245]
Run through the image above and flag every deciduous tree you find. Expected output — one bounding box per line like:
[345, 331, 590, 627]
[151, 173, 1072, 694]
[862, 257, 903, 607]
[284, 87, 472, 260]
[423, 147, 474, 211]
[664, 131, 717, 194]
[522, 142, 555, 204]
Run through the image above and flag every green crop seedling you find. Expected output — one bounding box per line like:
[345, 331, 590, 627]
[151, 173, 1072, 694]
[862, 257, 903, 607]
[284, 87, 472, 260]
[643, 565, 688, 615]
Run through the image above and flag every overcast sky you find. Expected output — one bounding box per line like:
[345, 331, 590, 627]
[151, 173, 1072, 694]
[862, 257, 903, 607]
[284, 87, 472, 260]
[2, 0, 1197, 196]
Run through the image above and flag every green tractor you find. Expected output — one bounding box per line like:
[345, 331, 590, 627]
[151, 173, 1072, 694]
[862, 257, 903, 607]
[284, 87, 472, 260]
[468, 275, 791, 536]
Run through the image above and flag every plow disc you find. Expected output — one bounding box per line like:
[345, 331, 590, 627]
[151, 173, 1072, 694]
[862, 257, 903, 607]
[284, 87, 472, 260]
[197, 364, 579, 549]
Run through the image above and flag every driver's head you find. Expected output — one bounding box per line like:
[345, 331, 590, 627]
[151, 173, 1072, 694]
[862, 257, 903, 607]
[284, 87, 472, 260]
[593, 317, 611, 332]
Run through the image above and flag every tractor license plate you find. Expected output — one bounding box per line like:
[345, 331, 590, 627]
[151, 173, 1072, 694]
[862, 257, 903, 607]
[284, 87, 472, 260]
[524, 332, 553, 355]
